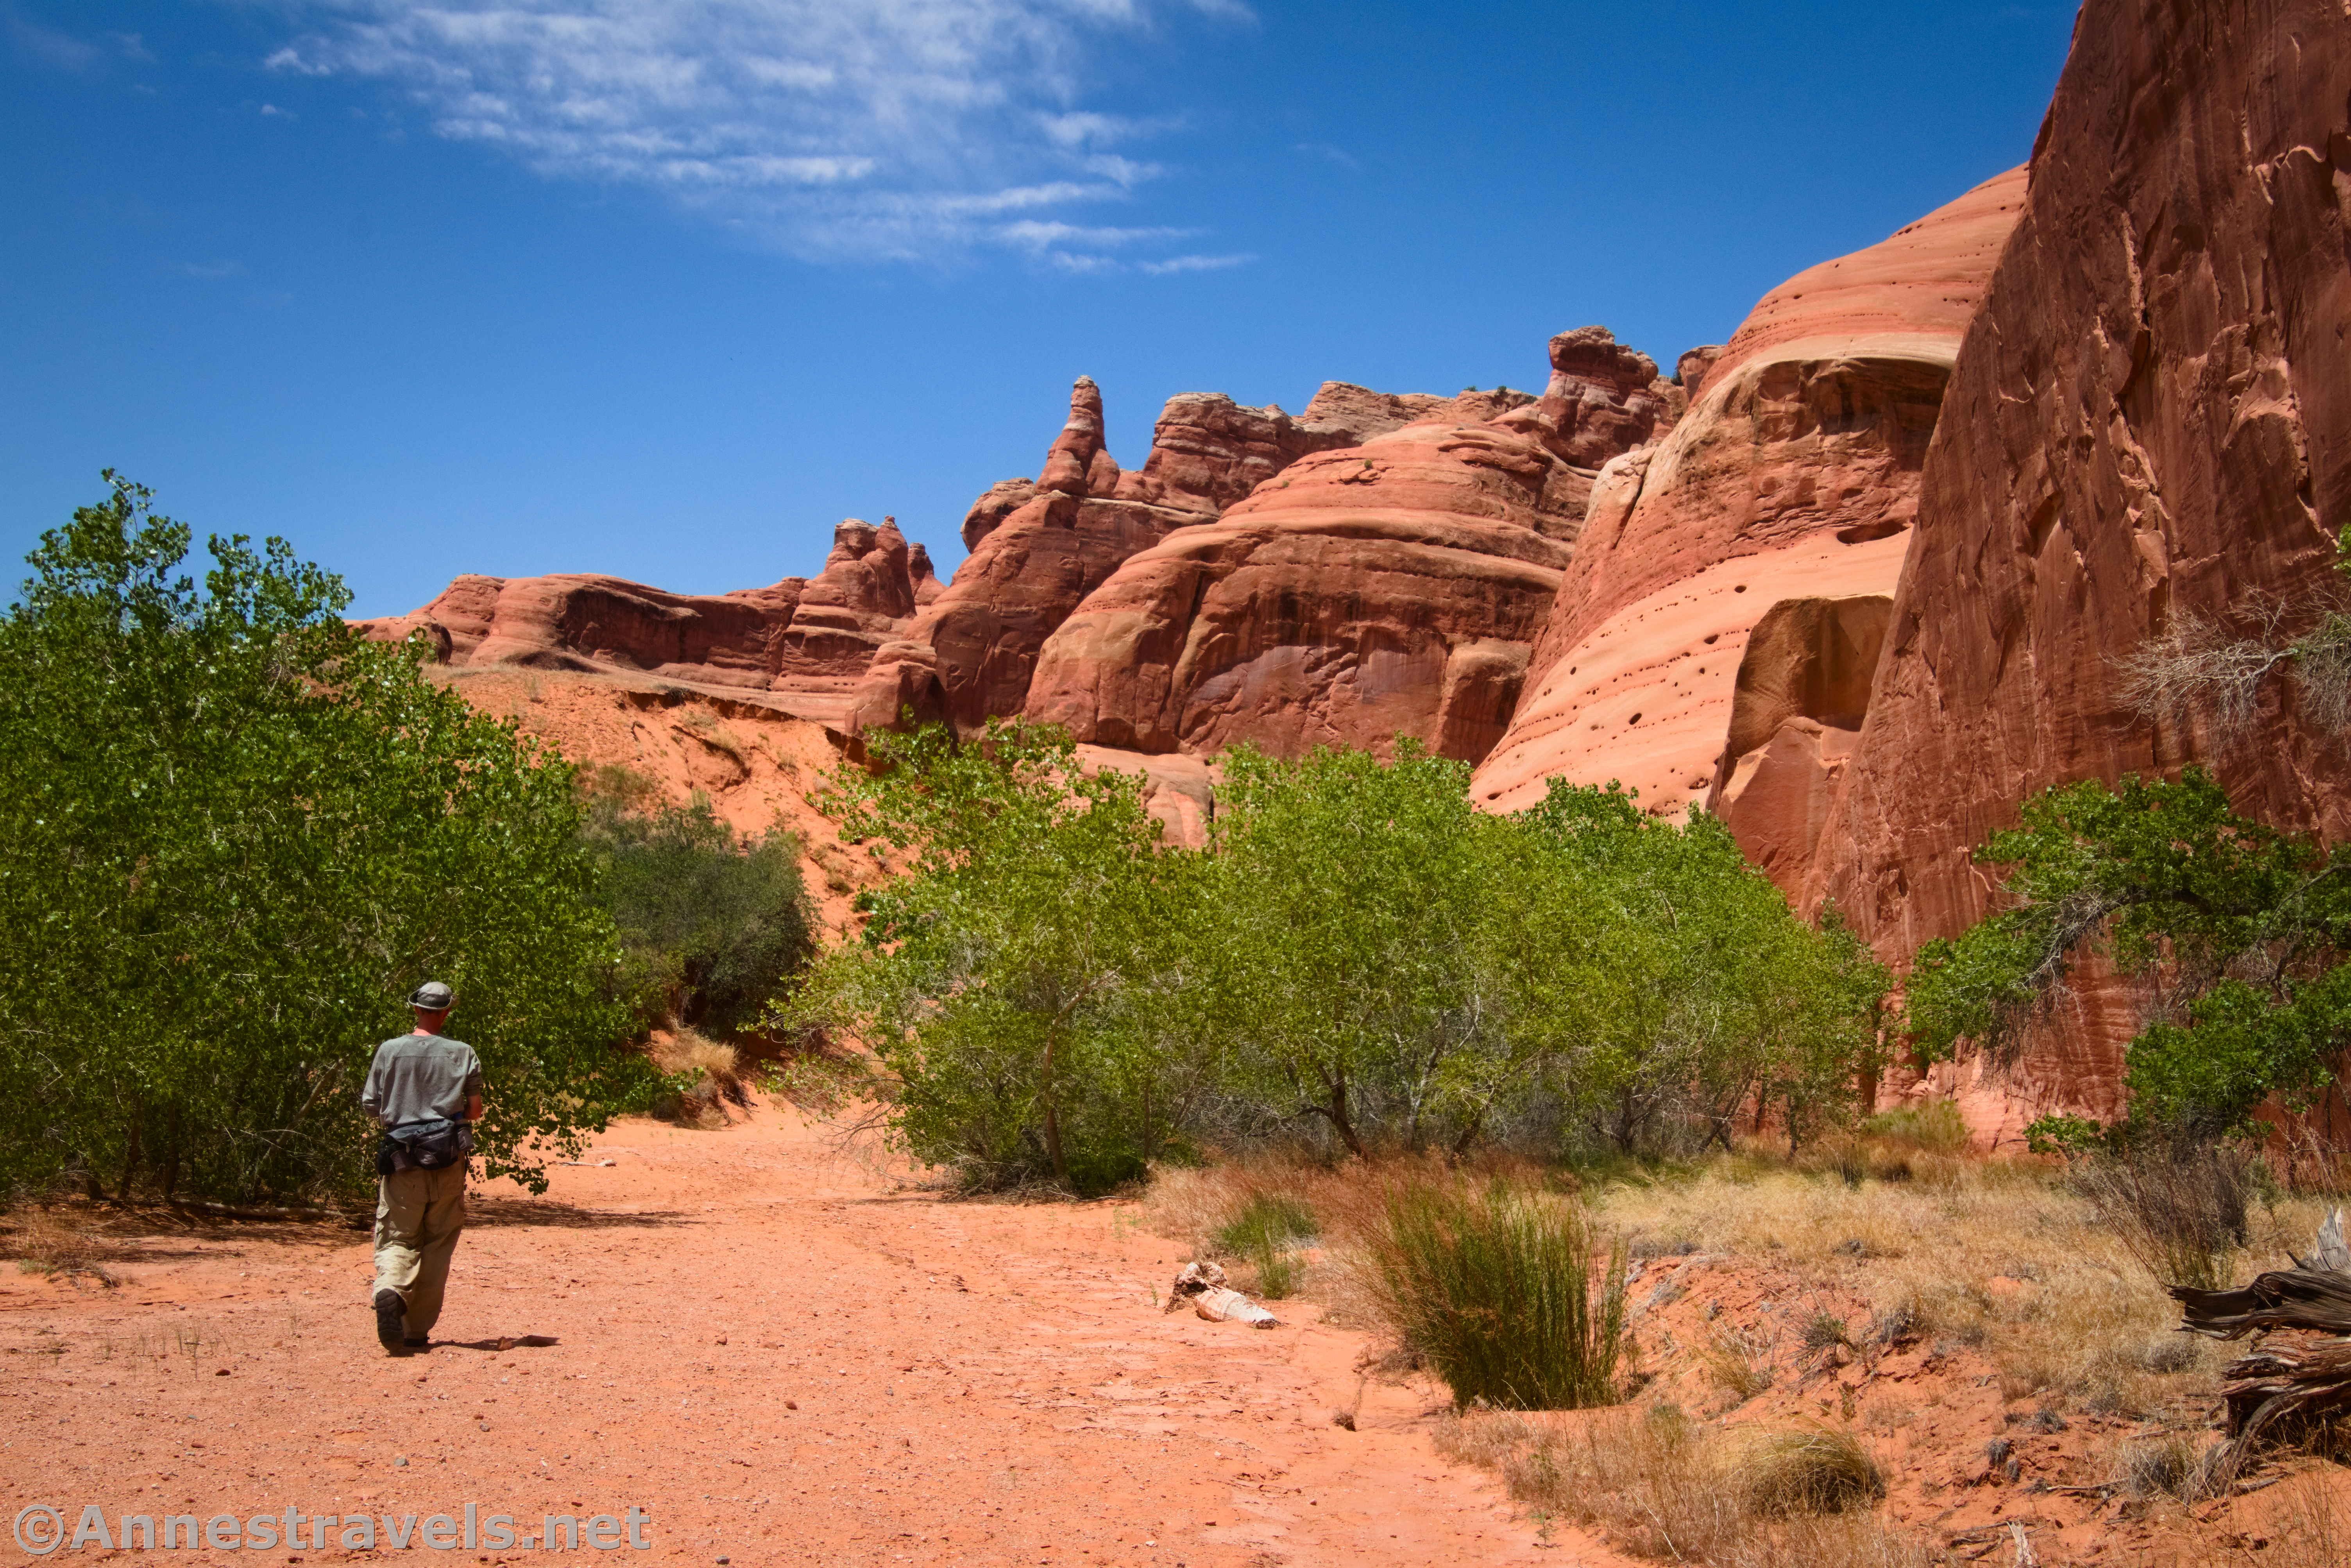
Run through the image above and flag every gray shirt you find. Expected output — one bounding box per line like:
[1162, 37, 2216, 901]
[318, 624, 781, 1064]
[361, 1033, 483, 1128]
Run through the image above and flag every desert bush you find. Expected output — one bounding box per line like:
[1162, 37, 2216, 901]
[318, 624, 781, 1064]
[1700, 1325, 1776, 1403]
[791, 720, 1216, 1195]
[2072, 1134, 2257, 1290]
[580, 786, 815, 1035]
[0, 477, 652, 1203]
[1859, 1099, 1970, 1152]
[1366, 1172, 1627, 1410]
[2114, 1428, 2215, 1500]
[648, 1031, 748, 1128]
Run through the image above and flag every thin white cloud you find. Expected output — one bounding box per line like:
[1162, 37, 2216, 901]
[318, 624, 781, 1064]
[259, 101, 296, 117]
[174, 260, 250, 279]
[1138, 251, 1252, 274]
[260, 1, 1247, 267]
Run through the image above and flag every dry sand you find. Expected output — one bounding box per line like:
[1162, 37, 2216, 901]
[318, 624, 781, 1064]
[0, 1099, 1618, 1567]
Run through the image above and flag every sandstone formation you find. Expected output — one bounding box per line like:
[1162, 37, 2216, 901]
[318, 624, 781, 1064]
[1805, 0, 2351, 1132]
[1471, 168, 2029, 827]
[1020, 329, 1676, 763]
[848, 376, 1542, 737]
[355, 517, 943, 725]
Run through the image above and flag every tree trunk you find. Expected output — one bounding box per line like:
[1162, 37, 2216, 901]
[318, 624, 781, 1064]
[1038, 1027, 1068, 1188]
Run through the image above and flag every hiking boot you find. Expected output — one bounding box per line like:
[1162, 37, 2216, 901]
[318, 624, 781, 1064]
[373, 1290, 407, 1354]
[403, 1338, 430, 1351]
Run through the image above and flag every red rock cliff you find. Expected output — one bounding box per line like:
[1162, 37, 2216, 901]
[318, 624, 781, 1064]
[1471, 170, 2028, 835]
[1807, 0, 2351, 1132]
[1018, 329, 1675, 763]
[848, 376, 1540, 738]
[354, 516, 941, 724]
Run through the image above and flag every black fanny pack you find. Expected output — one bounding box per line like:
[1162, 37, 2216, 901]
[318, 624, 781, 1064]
[378, 1117, 474, 1175]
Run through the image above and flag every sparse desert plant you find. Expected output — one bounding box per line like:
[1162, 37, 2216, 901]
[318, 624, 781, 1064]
[2073, 1135, 2256, 1290]
[649, 1030, 747, 1126]
[1438, 1405, 1923, 1566]
[2114, 1428, 2215, 1500]
[6, 1208, 119, 1287]
[1724, 1426, 1886, 1516]
[1215, 1192, 1319, 1301]
[1802, 1312, 1853, 1355]
[1700, 1325, 1776, 1403]
[1368, 1173, 1627, 1409]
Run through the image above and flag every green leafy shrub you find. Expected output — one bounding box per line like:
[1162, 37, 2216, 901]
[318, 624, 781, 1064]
[792, 720, 1212, 1195]
[0, 476, 654, 1202]
[797, 725, 1892, 1192]
[580, 786, 815, 1035]
[1367, 1174, 1627, 1410]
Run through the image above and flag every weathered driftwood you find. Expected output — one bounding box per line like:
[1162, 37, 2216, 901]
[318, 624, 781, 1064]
[1163, 1260, 1279, 1328]
[2172, 1266, 2351, 1339]
[2172, 1208, 2351, 1479]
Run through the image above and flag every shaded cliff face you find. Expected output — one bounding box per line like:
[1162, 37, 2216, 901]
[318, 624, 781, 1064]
[1472, 170, 2028, 826]
[1019, 329, 1675, 763]
[849, 374, 1547, 739]
[1806, 0, 2351, 1129]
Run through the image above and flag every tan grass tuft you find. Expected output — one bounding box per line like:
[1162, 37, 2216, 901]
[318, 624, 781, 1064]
[1723, 1425, 1886, 1516]
[649, 1029, 746, 1127]
[5, 1208, 120, 1288]
[1437, 1405, 1920, 1566]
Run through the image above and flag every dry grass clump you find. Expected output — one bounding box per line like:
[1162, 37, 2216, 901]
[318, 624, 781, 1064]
[1438, 1405, 1920, 1567]
[1699, 1325, 1776, 1403]
[649, 1029, 748, 1127]
[1723, 1425, 1885, 1516]
[2232, 1471, 2351, 1567]
[1592, 1140, 2293, 1413]
[4, 1208, 121, 1288]
[2112, 1427, 2219, 1500]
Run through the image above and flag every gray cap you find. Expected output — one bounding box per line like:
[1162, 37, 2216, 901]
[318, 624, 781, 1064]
[408, 980, 455, 1010]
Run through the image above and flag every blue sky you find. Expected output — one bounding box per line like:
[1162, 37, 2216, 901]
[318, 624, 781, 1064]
[2, 1, 2078, 618]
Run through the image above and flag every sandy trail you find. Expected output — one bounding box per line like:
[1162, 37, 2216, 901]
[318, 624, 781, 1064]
[2, 1100, 1616, 1566]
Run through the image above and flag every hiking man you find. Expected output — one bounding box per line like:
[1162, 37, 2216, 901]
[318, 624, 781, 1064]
[361, 981, 482, 1355]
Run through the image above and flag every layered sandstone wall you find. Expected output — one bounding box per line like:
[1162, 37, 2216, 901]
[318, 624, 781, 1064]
[354, 517, 942, 723]
[1472, 169, 2029, 832]
[1020, 329, 1677, 763]
[1805, 0, 2351, 1131]
[847, 374, 1560, 739]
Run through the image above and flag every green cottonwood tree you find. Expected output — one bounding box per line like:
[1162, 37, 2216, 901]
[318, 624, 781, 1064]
[0, 476, 653, 1202]
[1907, 768, 2351, 1136]
[799, 720, 1212, 1194]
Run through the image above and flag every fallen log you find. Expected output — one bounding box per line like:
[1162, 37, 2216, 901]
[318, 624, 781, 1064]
[2171, 1208, 2351, 1482]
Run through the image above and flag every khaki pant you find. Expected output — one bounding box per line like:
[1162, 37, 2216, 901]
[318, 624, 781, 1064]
[372, 1164, 467, 1341]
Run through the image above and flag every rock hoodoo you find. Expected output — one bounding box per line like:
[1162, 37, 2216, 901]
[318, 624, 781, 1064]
[1805, 0, 2351, 1126]
[1470, 168, 2029, 833]
[1020, 329, 1677, 764]
[848, 376, 1544, 738]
